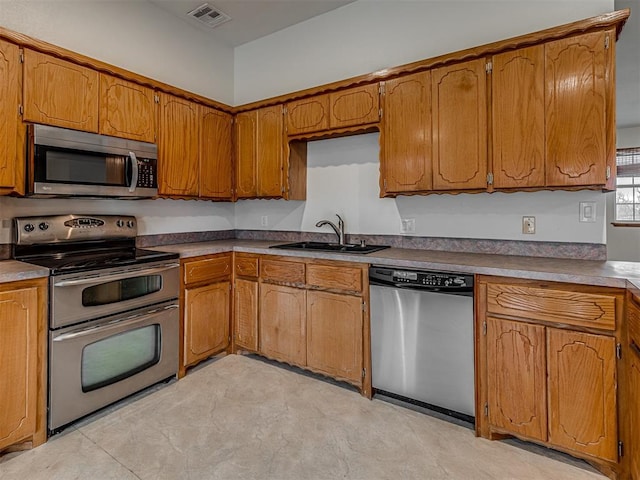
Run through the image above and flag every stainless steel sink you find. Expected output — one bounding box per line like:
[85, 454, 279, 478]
[269, 241, 389, 254]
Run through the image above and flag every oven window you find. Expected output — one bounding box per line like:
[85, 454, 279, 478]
[82, 275, 162, 307]
[81, 324, 161, 392]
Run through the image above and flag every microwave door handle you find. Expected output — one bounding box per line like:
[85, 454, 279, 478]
[128, 151, 139, 193]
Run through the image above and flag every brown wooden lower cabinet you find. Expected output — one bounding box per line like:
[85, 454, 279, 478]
[259, 283, 306, 365]
[306, 290, 363, 384]
[625, 291, 640, 480]
[181, 254, 232, 376]
[0, 278, 47, 453]
[234, 278, 258, 352]
[478, 275, 625, 478]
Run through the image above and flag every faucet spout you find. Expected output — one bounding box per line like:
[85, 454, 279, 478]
[315, 214, 346, 245]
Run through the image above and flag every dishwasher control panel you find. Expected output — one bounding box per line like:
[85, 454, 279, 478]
[369, 266, 473, 292]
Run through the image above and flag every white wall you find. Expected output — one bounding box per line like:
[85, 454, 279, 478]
[0, 0, 234, 103]
[234, 0, 614, 244]
[0, 196, 235, 244]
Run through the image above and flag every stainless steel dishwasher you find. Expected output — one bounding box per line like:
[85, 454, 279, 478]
[369, 265, 475, 423]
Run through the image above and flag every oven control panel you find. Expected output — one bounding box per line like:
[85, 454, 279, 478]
[14, 215, 138, 245]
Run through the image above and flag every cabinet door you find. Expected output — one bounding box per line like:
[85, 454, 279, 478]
[627, 296, 640, 479]
[234, 278, 258, 352]
[492, 46, 545, 189]
[545, 31, 609, 187]
[184, 281, 230, 366]
[99, 74, 156, 142]
[380, 71, 432, 195]
[306, 291, 363, 384]
[329, 84, 379, 129]
[200, 106, 233, 200]
[286, 96, 329, 135]
[158, 93, 199, 197]
[23, 49, 98, 132]
[0, 287, 38, 451]
[547, 328, 617, 461]
[486, 317, 547, 441]
[432, 58, 487, 190]
[0, 40, 21, 193]
[256, 105, 284, 197]
[234, 110, 257, 198]
[259, 283, 306, 366]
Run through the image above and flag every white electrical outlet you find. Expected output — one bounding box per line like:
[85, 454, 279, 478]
[579, 202, 596, 223]
[400, 218, 416, 233]
[261, 216, 268, 227]
[522, 216, 536, 234]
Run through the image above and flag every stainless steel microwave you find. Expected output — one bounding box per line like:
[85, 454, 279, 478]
[27, 124, 158, 198]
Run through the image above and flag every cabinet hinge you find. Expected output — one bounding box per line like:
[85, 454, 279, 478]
[606, 165, 611, 180]
[362, 368, 366, 379]
[484, 403, 489, 417]
[383, 178, 388, 190]
[19, 50, 24, 63]
[19, 104, 23, 115]
[379, 107, 383, 119]
[618, 441, 624, 458]
[487, 172, 494, 185]
[616, 343, 622, 360]
[228, 335, 231, 343]
[482, 321, 487, 336]
[362, 301, 367, 312]
[605, 35, 610, 50]
[485, 61, 493, 74]
[283, 106, 287, 115]
[154, 94, 160, 104]
[379, 82, 385, 95]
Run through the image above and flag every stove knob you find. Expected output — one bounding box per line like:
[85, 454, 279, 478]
[127, 220, 135, 228]
[116, 220, 125, 228]
[38, 222, 49, 231]
[24, 223, 35, 233]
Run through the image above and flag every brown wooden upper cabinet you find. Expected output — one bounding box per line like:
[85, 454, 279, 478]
[235, 104, 303, 200]
[99, 74, 157, 143]
[545, 30, 612, 188]
[286, 84, 380, 136]
[432, 58, 488, 191]
[200, 106, 233, 200]
[380, 71, 432, 195]
[0, 39, 23, 196]
[23, 49, 99, 132]
[158, 94, 232, 199]
[491, 30, 614, 190]
[158, 93, 199, 197]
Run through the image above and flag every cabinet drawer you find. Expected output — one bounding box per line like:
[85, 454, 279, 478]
[487, 283, 616, 330]
[234, 254, 258, 278]
[183, 254, 231, 285]
[307, 264, 363, 293]
[260, 258, 305, 284]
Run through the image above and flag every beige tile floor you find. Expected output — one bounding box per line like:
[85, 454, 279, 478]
[0, 354, 604, 480]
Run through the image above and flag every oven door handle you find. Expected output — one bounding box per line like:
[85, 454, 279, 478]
[53, 263, 180, 288]
[52, 303, 179, 341]
[128, 151, 139, 193]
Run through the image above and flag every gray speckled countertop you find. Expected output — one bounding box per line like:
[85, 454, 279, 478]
[4, 239, 640, 288]
[0, 260, 49, 284]
[149, 239, 640, 289]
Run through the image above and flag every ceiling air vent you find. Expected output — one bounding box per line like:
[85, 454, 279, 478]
[187, 3, 231, 28]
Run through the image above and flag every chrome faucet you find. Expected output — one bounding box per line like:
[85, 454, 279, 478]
[315, 214, 345, 245]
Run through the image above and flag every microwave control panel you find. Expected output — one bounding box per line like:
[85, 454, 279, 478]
[137, 159, 157, 188]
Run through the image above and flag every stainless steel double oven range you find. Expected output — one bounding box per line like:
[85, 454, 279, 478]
[13, 214, 180, 433]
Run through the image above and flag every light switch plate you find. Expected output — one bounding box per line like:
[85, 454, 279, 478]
[579, 202, 596, 223]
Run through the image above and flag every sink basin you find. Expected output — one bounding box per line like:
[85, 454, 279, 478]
[269, 241, 389, 255]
